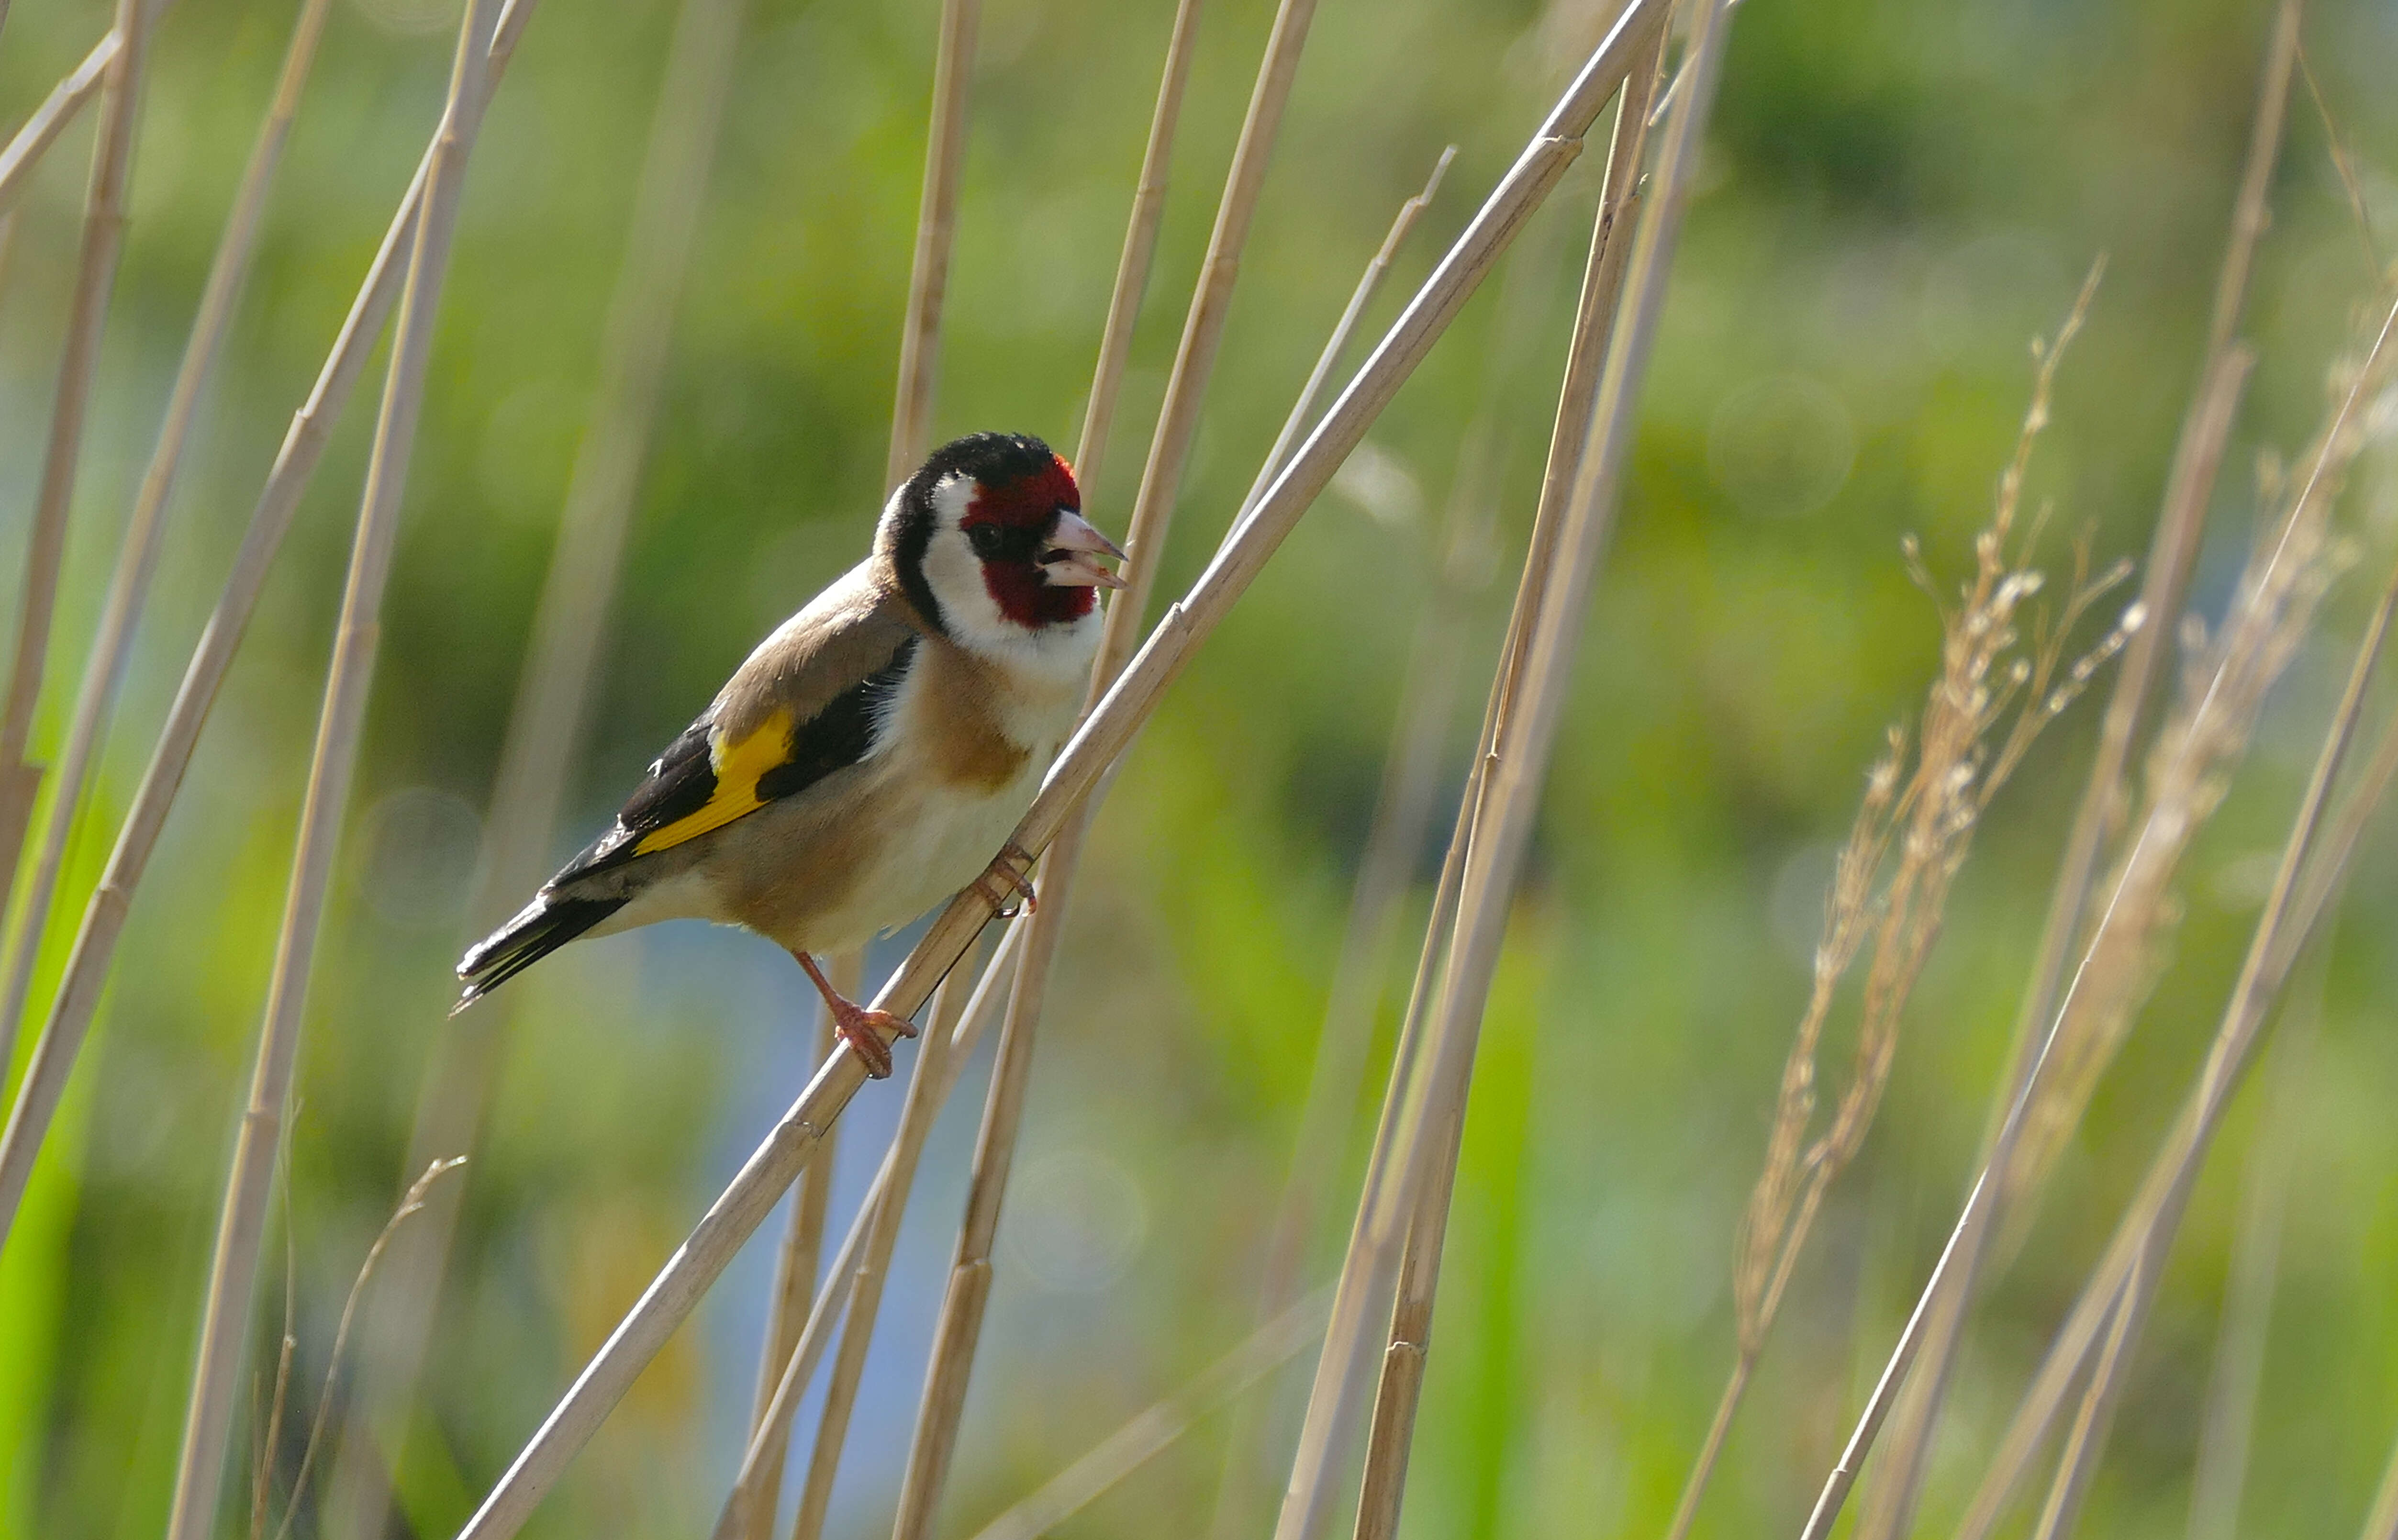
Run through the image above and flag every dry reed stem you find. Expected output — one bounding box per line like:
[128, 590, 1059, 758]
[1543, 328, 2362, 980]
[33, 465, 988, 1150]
[161, 3, 505, 1534]
[712, 932, 1024, 1539]
[882, 0, 980, 490]
[250, 1187, 298, 1540]
[962, 1285, 1334, 1540]
[0, 0, 337, 1089]
[319, 1, 746, 1525]
[1801, 287, 2398, 1540]
[1347, 11, 1718, 1530]
[268, 1156, 465, 1540]
[781, 969, 973, 1540]
[1958, 692, 2398, 1540]
[1670, 265, 2125, 1540]
[449, 16, 1667, 1527]
[2183, 948, 2323, 1540]
[1067, 0, 1204, 504]
[1233, 145, 1457, 531]
[1268, 17, 1667, 1539]
[0, 32, 120, 220]
[0, 0, 158, 943]
[883, 0, 1329, 1529]
[0, 0, 541, 1253]
[740, 967, 844, 1540]
[2364, 1428, 2398, 1540]
[2023, 528, 2398, 1540]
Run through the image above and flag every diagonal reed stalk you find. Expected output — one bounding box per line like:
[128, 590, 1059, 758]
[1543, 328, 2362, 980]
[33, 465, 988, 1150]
[882, 0, 1329, 1531]
[0, 0, 543, 1253]
[2183, 948, 2324, 1540]
[317, 0, 751, 1528]
[1853, 8, 2301, 1522]
[445, 12, 1669, 1529]
[1668, 268, 2128, 1540]
[1958, 694, 2398, 1540]
[1800, 283, 2398, 1540]
[2023, 536, 2398, 1540]
[1346, 9, 1723, 1530]
[160, 3, 507, 1535]
[2365, 1424, 2398, 1540]
[883, 0, 980, 490]
[0, 31, 122, 222]
[712, 929, 1025, 1539]
[963, 1284, 1335, 1540]
[0, 0, 337, 1091]
[0, 0, 160, 949]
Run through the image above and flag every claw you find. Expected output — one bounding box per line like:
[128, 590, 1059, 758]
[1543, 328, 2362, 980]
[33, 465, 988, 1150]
[970, 841, 1039, 918]
[792, 949, 918, 1079]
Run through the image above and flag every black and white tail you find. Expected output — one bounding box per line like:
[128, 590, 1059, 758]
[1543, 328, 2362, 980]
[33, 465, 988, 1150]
[452, 892, 625, 1015]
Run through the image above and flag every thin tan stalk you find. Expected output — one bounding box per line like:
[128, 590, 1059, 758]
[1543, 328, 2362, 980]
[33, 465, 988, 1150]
[1269, 19, 1666, 1540]
[269, 1157, 465, 1540]
[0, 0, 338, 1087]
[1348, 4, 1722, 1527]
[1068, 0, 1204, 503]
[0, 0, 159, 933]
[0, 31, 120, 221]
[250, 1190, 298, 1540]
[781, 970, 971, 1540]
[2185, 950, 2324, 1540]
[0, 0, 542, 1252]
[739, 966, 845, 1540]
[882, 0, 981, 490]
[1804, 288, 2398, 1540]
[322, 2, 746, 1527]
[1234, 145, 1457, 529]
[1959, 700, 2398, 1540]
[1857, 8, 2300, 1519]
[962, 1285, 1334, 1540]
[2024, 539, 2398, 1540]
[712, 932, 1023, 1540]
[449, 15, 1665, 1527]
[884, 0, 1329, 1529]
[162, 4, 505, 1535]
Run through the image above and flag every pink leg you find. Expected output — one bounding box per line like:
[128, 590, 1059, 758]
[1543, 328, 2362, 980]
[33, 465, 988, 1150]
[793, 950, 917, 1079]
[969, 840, 1039, 917]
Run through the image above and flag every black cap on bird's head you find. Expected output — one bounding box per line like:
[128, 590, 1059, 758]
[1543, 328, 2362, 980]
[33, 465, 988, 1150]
[883, 432, 1127, 642]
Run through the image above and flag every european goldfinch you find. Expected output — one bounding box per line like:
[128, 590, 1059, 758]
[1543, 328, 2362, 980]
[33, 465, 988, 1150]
[455, 432, 1126, 1076]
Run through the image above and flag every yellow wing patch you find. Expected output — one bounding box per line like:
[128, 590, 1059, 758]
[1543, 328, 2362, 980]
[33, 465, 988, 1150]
[632, 706, 794, 856]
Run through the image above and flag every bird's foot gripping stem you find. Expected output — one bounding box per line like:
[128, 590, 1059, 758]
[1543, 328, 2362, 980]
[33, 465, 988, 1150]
[969, 840, 1038, 918]
[793, 950, 916, 1079]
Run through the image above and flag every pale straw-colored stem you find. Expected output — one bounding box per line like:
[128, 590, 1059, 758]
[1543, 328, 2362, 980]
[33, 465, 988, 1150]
[1069, 0, 1204, 504]
[781, 970, 972, 1540]
[1269, 16, 1666, 1540]
[2184, 951, 2323, 1540]
[1347, 7, 1706, 1529]
[0, 0, 158, 941]
[712, 930, 1023, 1539]
[1958, 703, 2398, 1540]
[0, 0, 336, 1092]
[1232, 145, 1456, 531]
[162, 4, 506, 1535]
[1803, 283, 2398, 1540]
[2022, 544, 2398, 1540]
[0, 0, 541, 1255]
[450, 14, 1665, 1524]
[1854, 8, 2300, 1524]
[882, 0, 980, 490]
[963, 1285, 1334, 1540]
[0, 31, 120, 220]
[320, 1, 745, 1527]
[883, 0, 1327, 1530]
[2362, 1424, 2398, 1540]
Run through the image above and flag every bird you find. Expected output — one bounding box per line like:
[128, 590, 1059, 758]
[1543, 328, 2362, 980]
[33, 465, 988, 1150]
[454, 431, 1126, 1077]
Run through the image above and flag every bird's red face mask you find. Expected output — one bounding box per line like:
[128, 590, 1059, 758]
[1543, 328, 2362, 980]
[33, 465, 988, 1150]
[962, 455, 1126, 630]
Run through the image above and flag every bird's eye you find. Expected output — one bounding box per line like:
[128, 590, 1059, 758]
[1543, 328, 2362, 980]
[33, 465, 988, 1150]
[966, 523, 1007, 559]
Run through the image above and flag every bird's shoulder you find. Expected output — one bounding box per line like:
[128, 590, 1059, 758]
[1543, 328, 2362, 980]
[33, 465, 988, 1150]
[560, 565, 928, 882]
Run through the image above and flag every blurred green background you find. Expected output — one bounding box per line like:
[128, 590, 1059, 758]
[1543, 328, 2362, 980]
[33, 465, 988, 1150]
[3, 0, 2397, 1535]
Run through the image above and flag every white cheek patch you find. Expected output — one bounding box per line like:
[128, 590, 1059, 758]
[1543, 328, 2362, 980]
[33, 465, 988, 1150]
[916, 473, 1102, 685]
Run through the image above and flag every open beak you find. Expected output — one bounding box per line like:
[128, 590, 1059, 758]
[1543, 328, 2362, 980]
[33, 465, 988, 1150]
[1040, 510, 1129, 590]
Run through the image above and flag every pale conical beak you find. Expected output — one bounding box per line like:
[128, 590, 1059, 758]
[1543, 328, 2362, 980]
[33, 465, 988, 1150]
[1041, 510, 1129, 589]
